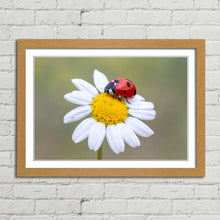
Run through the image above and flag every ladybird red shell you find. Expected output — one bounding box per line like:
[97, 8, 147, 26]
[111, 78, 136, 98]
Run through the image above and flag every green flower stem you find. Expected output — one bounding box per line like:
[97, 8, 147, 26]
[97, 144, 103, 160]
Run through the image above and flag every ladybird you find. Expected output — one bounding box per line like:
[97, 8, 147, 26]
[104, 78, 136, 98]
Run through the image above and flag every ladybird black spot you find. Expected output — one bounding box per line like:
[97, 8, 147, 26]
[123, 90, 126, 93]
[134, 90, 136, 95]
[114, 79, 119, 83]
[126, 81, 131, 87]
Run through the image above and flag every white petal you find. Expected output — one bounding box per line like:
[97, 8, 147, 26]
[127, 101, 154, 110]
[88, 122, 105, 151]
[127, 94, 145, 103]
[71, 79, 98, 97]
[117, 123, 140, 148]
[129, 109, 156, 120]
[93, 69, 109, 93]
[106, 125, 125, 154]
[63, 105, 91, 124]
[64, 91, 93, 105]
[72, 118, 96, 143]
[125, 117, 154, 137]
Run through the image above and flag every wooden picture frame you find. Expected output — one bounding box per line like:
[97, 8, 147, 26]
[17, 39, 205, 177]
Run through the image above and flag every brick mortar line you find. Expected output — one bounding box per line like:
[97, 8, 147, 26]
[0, 8, 220, 11]
[1, 24, 220, 27]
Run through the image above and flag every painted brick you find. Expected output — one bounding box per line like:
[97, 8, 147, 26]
[206, 56, 220, 70]
[56, 26, 102, 39]
[10, 56, 16, 71]
[206, 121, 220, 136]
[191, 216, 220, 220]
[57, 215, 102, 220]
[206, 91, 218, 105]
[148, 27, 190, 39]
[35, 200, 80, 214]
[0, 185, 13, 198]
[191, 27, 220, 40]
[127, 200, 171, 214]
[14, 0, 57, 9]
[82, 200, 127, 214]
[173, 11, 220, 25]
[0, 105, 15, 121]
[0, 137, 14, 151]
[124, 177, 182, 184]
[58, 0, 104, 9]
[9, 121, 15, 136]
[0, 10, 34, 25]
[0, 90, 15, 104]
[206, 71, 220, 90]
[0, 216, 8, 220]
[78, 177, 126, 184]
[206, 151, 220, 166]
[11, 27, 54, 39]
[146, 168, 220, 185]
[0, 200, 34, 214]
[0, 41, 15, 55]
[193, 11, 220, 24]
[11, 151, 15, 166]
[0, 152, 11, 166]
[194, 0, 218, 9]
[11, 216, 53, 220]
[35, 11, 80, 25]
[206, 136, 220, 150]
[127, 10, 171, 25]
[104, 0, 150, 9]
[31, 178, 74, 185]
[0, 73, 15, 89]
[103, 26, 146, 39]
[148, 216, 189, 220]
[217, 94, 220, 104]
[205, 168, 220, 184]
[0, 121, 10, 136]
[194, 185, 218, 198]
[173, 200, 220, 214]
[0, 168, 15, 183]
[58, 184, 104, 198]
[0, 166, 75, 185]
[107, 215, 147, 220]
[14, 185, 57, 199]
[206, 41, 220, 55]
[0, 27, 9, 40]
[206, 106, 220, 121]
[151, 185, 193, 198]
[172, 11, 194, 25]
[151, 0, 193, 9]
[105, 184, 150, 198]
[125, 171, 220, 184]
[0, 0, 14, 9]
[0, 57, 11, 70]
[82, 10, 127, 24]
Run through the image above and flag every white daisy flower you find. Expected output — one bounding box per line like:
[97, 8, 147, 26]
[64, 69, 156, 154]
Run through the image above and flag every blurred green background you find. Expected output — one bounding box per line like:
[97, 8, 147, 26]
[35, 56, 187, 160]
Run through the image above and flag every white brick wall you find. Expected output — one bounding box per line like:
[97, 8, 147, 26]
[0, 0, 219, 218]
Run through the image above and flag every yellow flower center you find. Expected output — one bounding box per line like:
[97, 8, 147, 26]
[91, 93, 128, 126]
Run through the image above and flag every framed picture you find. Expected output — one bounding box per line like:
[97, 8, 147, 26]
[17, 39, 205, 177]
